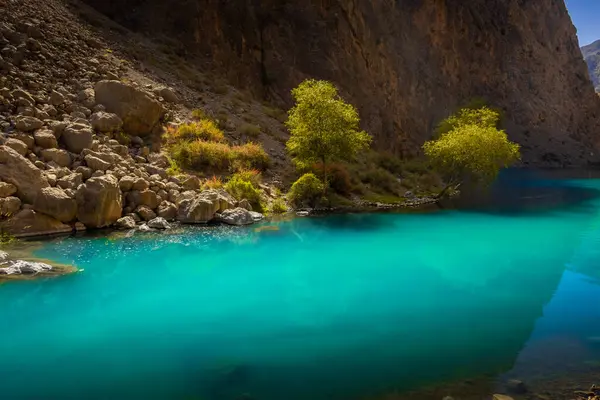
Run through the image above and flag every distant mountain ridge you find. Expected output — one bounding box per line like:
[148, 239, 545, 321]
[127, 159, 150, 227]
[582, 39, 600, 91]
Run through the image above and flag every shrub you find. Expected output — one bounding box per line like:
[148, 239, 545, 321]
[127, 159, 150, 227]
[234, 169, 262, 187]
[191, 108, 207, 120]
[270, 198, 288, 214]
[203, 175, 223, 190]
[170, 120, 225, 143]
[312, 162, 352, 195]
[240, 123, 261, 138]
[231, 142, 270, 171]
[166, 157, 182, 176]
[170, 140, 231, 170]
[362, 166, 400, 194]
[288, 173, 324, 207]
[225, 172, 262, 210]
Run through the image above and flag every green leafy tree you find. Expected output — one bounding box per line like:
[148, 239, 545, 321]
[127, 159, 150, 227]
[423, 106, 520, 198]
[286, 79, 371, 187]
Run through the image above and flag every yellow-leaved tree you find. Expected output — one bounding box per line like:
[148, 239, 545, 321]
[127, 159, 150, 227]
[423, 106, 520, 198]
[286, 79, 372, 188]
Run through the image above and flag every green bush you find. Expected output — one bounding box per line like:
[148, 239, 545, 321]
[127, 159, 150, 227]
[231, 142, 270, 171]
[270, 198, 288, 214]
[225, 171, 262, 210]
[361, 166, 400, 194]
[288, 173, 324, 207]
[169, 120, 225, 143]
[170, 140, 231, 170]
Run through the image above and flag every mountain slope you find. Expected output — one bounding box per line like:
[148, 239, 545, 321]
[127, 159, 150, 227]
[79, 0, 600, 166]
[582, 39, 600, 92]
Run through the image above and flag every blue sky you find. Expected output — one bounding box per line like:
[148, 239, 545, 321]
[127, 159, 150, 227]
[565, 0, 600, 46]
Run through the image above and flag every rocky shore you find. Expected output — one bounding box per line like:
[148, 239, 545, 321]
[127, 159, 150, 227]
[0, 10, 269, 239]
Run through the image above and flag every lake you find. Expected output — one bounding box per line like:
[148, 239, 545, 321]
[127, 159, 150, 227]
[2, 170, 600, 400]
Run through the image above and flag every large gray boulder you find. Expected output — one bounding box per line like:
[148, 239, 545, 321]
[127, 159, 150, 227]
[148, 217, 170, 229]
[94, 80, 164, 136]
[76, 175, 122, 228]
[33, 187, 77, 222]
[0, 146, 49, 204]
[217, 207, 264, 226]
[176, 189, 235, 223]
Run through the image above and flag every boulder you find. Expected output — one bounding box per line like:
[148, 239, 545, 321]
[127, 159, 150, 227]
[5, 138, 28, 156]
[75, 175, 122, 228]
[85, 154, 110, 171]
[135, 205, 156, 221]
[148, 153, 170, 168]
[116, 216, 136, 230]
[34, 129, 58, 149]
[94, 80, 165, 136]
[12, 133, 35, 149]
[157, 201, 177, 221]
[132, 177, 149, 191]
[177, 196, 218, 223]
[237, 199, 252, 211]
[127, 189, 159, 209]
[119, 175, 136, 191]
[138, 223, 153, 232]
[61, 123, 93, 153]
[74, 166, 92, 180]
[40, 148, 71, 167]
[0, 196, 21, 216]
[56, 173, 83, 190]
[148, 217, 171, 229]
[218, 207, 263, 226]
[49, 90, 65, 106]
[0, 146, 50, 203]
[33, 187, 77, 222]
[181, 175, 201, 191]
[14, 115, 42, 131]
[0, 182, 17, 198]
[77, 88, 96, 109]
[0, 259, 53, 275]
[155, 87, 178, 103]
[492, 396, 514, 400]
[0, 209, 71, 237]
[90, 111, 123, 133]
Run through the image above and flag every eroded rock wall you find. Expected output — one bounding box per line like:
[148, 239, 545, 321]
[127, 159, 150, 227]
[81, 0, 600, 165]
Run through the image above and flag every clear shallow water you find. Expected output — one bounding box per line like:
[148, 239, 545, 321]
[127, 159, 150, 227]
[2, 171, 600, 399]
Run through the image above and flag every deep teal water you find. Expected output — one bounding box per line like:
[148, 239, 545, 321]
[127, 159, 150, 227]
[2, 171, 600, 399]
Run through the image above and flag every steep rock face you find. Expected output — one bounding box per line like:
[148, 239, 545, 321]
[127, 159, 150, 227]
[82, 0, 600, 165]
[582, 40, 600, 92]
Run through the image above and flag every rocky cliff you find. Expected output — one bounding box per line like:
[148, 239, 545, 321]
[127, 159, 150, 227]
[582, 39, 600, 92]
[81, 0, 600, 165]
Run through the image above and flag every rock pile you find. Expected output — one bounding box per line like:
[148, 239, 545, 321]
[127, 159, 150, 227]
[0, 16, 262, 237]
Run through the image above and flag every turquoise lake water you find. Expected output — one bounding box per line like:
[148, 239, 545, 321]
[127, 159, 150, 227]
[2, 171, 600, 399]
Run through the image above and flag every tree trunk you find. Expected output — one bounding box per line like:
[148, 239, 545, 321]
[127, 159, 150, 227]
[436, 182, 460, 200]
